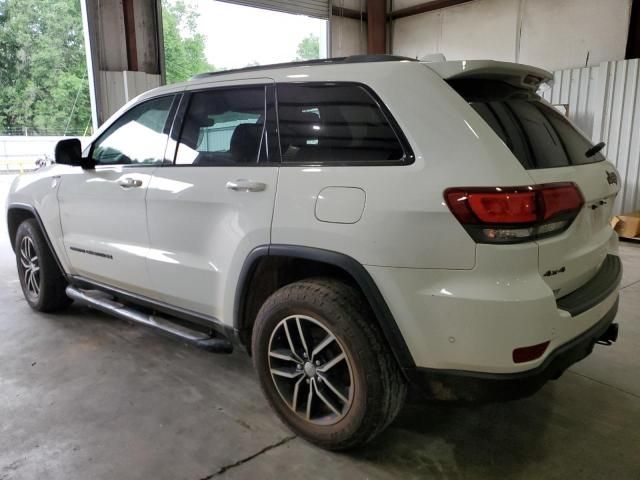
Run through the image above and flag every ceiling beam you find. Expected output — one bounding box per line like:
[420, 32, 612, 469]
[331, 0, 476, 23]
[389, 0, 474, 20]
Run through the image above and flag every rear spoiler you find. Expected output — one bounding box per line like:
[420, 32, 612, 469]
[425, 60, 553, 91]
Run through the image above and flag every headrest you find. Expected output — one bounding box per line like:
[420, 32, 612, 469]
[180, 109, 215, 150]
[230, 123, 262, 163]
[279, 110, 321, 146]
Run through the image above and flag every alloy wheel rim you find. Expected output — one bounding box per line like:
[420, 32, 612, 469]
[268, 315, 354, 426]
[20, 236, 40, 298]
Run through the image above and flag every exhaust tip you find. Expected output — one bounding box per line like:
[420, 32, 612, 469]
[597, 323, 619, 346]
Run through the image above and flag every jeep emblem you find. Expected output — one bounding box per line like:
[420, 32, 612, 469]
[606, 171, 618, 185]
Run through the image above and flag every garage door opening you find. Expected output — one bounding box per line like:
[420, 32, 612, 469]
[162, 0, 328, 83]
[0, 0, 92, 172]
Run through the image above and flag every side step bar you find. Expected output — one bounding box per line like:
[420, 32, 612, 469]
[66, 286, 233, 353]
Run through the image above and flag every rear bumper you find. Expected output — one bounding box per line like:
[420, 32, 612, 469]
[366, 240, 621, 373]
[404, 297, 619, 402]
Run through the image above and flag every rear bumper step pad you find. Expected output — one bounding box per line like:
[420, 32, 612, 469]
[556, 254, 622, 316]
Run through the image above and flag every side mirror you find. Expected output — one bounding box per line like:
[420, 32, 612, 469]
[54, 138, 94, 169]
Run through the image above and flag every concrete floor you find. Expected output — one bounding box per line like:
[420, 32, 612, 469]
[1, 173, 639, 480]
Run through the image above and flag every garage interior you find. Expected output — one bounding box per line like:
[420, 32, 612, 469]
[2, 0, 640, 478]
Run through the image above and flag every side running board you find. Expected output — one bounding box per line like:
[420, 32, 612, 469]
[66, 286, 233, 353]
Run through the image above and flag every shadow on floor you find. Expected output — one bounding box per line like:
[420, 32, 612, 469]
[348, 391, 553, 479]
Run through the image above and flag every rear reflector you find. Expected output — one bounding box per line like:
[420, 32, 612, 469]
[513, 341, 550, 363]
[444, 183, 584, 243]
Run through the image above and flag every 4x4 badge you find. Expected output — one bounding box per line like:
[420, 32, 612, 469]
[606, 171, 618, 185]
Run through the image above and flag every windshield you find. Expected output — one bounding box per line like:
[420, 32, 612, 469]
[448, 79, 605, 170]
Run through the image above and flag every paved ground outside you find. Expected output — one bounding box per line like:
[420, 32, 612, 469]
[1, 173, 639, 479]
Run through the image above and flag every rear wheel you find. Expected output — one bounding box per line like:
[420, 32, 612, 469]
[15, 219, 71, 312]
[252, 277, 406, 450]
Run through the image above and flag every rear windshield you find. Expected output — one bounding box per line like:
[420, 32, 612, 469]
[449, 79, 605, 169]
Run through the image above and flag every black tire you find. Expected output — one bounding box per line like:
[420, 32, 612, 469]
[15, 219, 71, 312]
[252, 277, 407, 450]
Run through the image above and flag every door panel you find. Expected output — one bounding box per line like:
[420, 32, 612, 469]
[145, 81, 278, 322]
[58, 95, 176, 295]
[146, 167, 278, 318]
[58, 166, 156, 294]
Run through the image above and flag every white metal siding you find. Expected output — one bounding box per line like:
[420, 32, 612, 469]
[542, 59, 640, 215]
[216, 0, 329, 19]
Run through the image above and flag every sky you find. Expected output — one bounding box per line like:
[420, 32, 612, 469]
[182, 1, 327, 70]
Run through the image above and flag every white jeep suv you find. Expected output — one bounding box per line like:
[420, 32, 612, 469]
[6, 55, 622, 450]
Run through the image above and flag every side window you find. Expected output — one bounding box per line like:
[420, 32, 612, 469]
[277, 83, 406, 164]
[92, 96, 174, 166]
[175, 86, 274, 166]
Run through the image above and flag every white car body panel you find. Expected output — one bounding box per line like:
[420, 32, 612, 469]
[7, 165, 71, 271]
[146, 165, 278, 319]
[57, 165, 158, 295]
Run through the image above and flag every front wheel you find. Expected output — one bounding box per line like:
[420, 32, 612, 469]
[15, 219, 71, 312]
[252, 277, 406, 450]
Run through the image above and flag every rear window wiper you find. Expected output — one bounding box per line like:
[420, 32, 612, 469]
[586, 141, 606, 158]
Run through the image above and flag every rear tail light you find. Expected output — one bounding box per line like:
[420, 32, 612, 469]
[444, 183, 584, 244]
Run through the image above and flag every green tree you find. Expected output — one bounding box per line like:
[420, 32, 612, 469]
[162, 0, 215, 84]
[0, 0, 91, 134]
[295, 34, 320, 61]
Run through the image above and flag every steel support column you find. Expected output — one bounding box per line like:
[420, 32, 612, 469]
[367, 0, 386, 54]
[81, 0, 165, 130]
[122, 0, 139, 71]
[627, 0, 640, 60]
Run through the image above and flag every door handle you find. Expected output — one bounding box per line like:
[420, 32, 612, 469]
[226, 180, 266, 192]
[119, 177, 143, 189]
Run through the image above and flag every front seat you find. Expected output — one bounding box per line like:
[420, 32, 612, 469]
[230, 123, 263, 164]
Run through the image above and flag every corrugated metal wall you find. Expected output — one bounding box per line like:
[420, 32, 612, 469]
[542, 65, 601, 138]
[542, 59, 640, 214]
[595, 60, 640, 215]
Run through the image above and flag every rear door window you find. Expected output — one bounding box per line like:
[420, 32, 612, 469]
[276, 83, 409, 164]
[449, 79, 605, 169]
[174, 86, 277, 166]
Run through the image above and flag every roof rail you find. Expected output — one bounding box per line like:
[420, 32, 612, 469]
[190, 55, 417, 80]
[419, 53, 447, 63]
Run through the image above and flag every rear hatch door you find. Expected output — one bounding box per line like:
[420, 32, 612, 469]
[435, 61, 620, 298]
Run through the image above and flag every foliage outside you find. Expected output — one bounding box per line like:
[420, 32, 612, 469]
[0, 0, 215, 135]
[296, 34, 320, 61]
[0, 0, 91, 135]
[162, 0, 215, 84]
